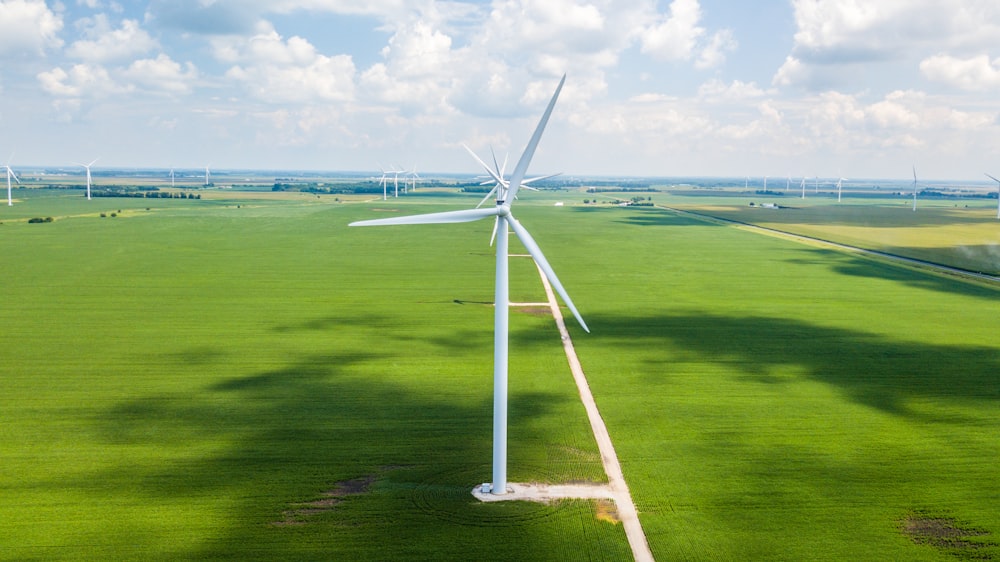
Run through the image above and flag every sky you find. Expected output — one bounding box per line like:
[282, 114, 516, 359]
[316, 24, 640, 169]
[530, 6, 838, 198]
[1, 0, 999, 180]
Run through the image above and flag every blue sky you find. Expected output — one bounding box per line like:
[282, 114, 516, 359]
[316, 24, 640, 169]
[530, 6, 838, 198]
[1, 0, 999, 180]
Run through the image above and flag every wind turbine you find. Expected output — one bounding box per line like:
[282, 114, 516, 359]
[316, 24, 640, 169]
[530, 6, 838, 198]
[464, 145, 561, 246]
[374, 164, 390, 200]
[350, 75, 587, 496]
[204, 165, 211, 187]
[800, 177, 807, 199]
[836, 177, 847, 202]
[911, 166, 918, 211]
[4, 155, 20, 206]
[985, 173, 1000, 219]
[169, 167, 175, 188]
[406, 166, 421, 192]
[74, 158, 99, 200]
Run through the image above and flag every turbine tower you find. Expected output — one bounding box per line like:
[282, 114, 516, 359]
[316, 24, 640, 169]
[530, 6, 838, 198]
[4, 156, 20, 206]
[74, 158, 99, 200]
[911, 166, 918, 211]
[800, 177, 806, 199]
[350, 75, 587, 496]
[985, 173, 1000, 219]
[836, 177, 846, 202]
[204, 165, 211, 187]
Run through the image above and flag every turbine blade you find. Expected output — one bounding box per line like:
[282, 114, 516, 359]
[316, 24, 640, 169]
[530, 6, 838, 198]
[986, 173, 1000, 183]
[521, 172, 561, 186]
[506, 74, 566, 203]
[489, 216, 499, 247]
[464, 144, 504, 185]
[350, 207, 498, 227]
[506, 215, 589, 333]
[476, 184, 500, 208]
[12, 170, 20, 184]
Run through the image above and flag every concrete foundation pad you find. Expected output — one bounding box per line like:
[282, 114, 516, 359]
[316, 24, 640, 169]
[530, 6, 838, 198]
[471, 482, 615, 503]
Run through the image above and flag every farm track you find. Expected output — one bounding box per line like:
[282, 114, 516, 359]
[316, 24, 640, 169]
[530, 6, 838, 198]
[660, 205, 1000, 285]
[532, 260, 655, 562]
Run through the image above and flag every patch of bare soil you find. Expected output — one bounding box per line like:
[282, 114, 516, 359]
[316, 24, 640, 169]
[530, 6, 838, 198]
[902, 512, 996, 559]
[272, 475, 378, 527]
[515, 306, 551, 317]
[595, 500, 620, 524]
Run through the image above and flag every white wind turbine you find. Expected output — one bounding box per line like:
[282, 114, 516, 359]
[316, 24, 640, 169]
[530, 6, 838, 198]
[465, 145, 561, 245]
[985, 173, 1000, 219]
[204, 165, 211, 187]
[375, 164, 390, 200]
[74, 158, 99, 200]
[911, 166, 918, 211]
[351, 75, 587, 496]
[170, 167, 175, 188]
[4, 155, 20, 206]
[800, 177, 807, 199]
[836, 177, 847, 202]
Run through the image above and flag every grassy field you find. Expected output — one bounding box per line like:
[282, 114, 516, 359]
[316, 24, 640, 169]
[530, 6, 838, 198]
[2, 188, 998, 560]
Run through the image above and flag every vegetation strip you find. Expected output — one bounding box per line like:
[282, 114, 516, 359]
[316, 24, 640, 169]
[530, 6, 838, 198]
[533, 260, 655, 562]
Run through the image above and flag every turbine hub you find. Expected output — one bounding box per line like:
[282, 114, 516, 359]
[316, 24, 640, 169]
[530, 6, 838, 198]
[497, 203, 511, 217]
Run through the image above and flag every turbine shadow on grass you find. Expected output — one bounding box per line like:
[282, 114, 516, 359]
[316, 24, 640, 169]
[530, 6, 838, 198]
[588, 312, 999, 420]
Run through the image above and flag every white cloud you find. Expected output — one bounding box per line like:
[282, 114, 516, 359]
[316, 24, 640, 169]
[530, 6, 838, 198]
[221, 27, 356, 103]
[67, 16, 158, 62]
[124, 54, 198, 94]
[778, 0, 1000, 89]
[639, 0, 704, 62]
[920, 54, 1000, 91]
[37, 63, 132, 98]
[698, 79, 768, 102]
[0, 0, 64, 56]
[695, 29, 736, 69]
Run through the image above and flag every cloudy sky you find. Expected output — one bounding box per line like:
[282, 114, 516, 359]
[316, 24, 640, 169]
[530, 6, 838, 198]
[1, 0, 999, 179]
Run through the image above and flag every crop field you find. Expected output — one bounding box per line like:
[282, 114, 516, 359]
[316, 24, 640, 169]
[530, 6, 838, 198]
[2, 187, 998, 561]
[662, 193, 1000, 275]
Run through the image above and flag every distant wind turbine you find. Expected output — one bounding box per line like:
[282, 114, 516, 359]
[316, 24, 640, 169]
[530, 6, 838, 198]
[74, 158, 99, 200]
[836, 177, 847, 202]
[375, 163, 390, 200]
[4, 155, 20, 206]
[985, 173, 1000, 219]
[170, 167, 175, 187]
[350, 75, 587, 496]
[800, 177, 806, 199]
[911, 166, 918, 211]
[204, 165, 211, 187]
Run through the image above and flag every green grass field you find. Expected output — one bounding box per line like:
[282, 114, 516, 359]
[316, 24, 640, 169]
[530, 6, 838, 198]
[2, 188, 998, 560]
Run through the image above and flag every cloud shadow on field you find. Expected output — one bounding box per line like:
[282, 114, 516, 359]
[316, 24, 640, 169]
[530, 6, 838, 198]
[784, 248, 1000, 300]
[73, 315, 622, 560]
[589, 312, 999, 420]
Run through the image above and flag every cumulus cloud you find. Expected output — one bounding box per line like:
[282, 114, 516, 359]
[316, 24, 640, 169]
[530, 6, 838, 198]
[66, 16, 158, 62]
[777, 0, 1000, 89]
[920, 54, 1000, 91]
[0, 0, 64, 56]
[639, 0, 704, 62]
[124, 54, 198, 94]
[698, 79, 768, 102]
[37, 63, 131, 98]
[220, 26, 356, 103]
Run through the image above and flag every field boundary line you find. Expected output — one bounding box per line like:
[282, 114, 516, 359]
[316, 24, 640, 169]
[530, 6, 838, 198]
[658, 205, 1000, 285]
[533, 261, 655, 562]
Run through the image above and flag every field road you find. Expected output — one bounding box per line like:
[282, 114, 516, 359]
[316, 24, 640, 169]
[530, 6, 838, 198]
[533, 261, 655, 562]
[660, 206, 1000, 285]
